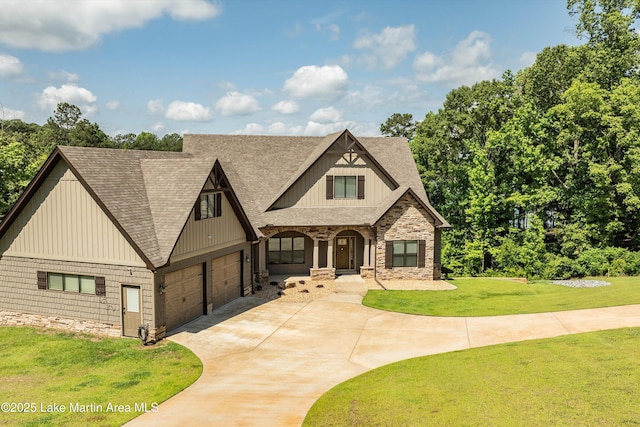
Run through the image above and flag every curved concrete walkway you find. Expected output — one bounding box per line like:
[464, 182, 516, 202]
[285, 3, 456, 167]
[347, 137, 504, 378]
[128, 280, 640, 427]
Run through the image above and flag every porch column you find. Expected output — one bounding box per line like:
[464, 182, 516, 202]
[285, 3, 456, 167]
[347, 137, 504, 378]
[258, 239, 266, 271]
[363, 239, 370, 267]
[369, 239, 377, 268]
[327, 239, 334, 269]
[313, 239, 319, 269]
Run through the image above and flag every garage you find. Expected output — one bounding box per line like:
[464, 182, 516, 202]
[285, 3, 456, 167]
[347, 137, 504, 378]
[211, 251, 242, 309]
[165, 263, 205, 331]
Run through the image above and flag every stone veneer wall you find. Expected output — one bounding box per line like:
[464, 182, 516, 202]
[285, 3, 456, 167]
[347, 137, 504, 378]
[375, 193, 438, 280]
[0, 310, 121, 337]
[0, 256, 154, 337]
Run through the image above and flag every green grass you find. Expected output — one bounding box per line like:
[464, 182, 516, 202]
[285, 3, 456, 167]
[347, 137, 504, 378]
[0, 326, 202, 426]
[363, 276, 640, 316]
[304, 327, 640, 426]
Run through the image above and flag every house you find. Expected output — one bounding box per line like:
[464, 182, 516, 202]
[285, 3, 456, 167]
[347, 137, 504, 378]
[0, 130, 449, 340]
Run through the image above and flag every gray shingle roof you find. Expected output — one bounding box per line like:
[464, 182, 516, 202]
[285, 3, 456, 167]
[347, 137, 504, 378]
[1, 130, 448, 270]
[183, 131, 449, 231]
[58, 146, 216, 268]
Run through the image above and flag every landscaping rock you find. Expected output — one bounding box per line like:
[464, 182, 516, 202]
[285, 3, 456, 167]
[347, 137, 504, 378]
[551, 279, 611, 288]
[286, 282, 297, 289]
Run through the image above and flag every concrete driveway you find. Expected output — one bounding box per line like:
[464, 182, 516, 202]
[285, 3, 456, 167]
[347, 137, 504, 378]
[128, 278, 640, 426]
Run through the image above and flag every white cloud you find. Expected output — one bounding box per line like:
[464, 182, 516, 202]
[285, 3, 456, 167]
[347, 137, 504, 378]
[413, 31, 500, 87]
[283, 65, 348, 99]
[303, 107, 353, 135]
[215, 91, 261, 116]
[234, 122, 264, 135]
[147, 99, 165, 115]
[106, 100, 119, 110]
[519, 51, 537, 67]
[151, 122, 164, 132]
[309, 107, 342, 123]
[0, 0, 221, 52]
[48, 70, 79, 83]
[304, 120, 353, 136]
[1, 106, 25, 120]
[272, 100, 299, 114]
[0, 54, 23, 78]
[165, 101, 213, 121]
[267, 121, 288, 134]
[354, 25, 416, 69]
[37, 84, 98, 114]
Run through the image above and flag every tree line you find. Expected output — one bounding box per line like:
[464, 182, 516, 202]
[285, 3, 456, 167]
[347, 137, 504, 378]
[381, 0, 640, 279]
[0, 102, 182, 218]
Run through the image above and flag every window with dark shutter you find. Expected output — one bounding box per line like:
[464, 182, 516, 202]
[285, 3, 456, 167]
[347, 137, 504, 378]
[326, 175, 334, 199]
[37, 271, 47, 289]
[357, 175, 365, 199]
[385, 241, 393, 269]
[95, 276, 106, 296]
[418, 240, 426, 267]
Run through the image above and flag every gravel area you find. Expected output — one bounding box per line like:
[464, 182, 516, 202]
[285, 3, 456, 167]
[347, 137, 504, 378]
[253, 279, 336, 302]
[551, 279, 611, 288]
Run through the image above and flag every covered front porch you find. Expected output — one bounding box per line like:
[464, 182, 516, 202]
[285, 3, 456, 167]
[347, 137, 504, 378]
[253, 226, 376, 282]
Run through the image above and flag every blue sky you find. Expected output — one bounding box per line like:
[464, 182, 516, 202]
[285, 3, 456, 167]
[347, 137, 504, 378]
[0, 0, 581, 137]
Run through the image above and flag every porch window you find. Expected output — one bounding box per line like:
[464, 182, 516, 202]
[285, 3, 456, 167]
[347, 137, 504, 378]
[268, 237, 305, 264]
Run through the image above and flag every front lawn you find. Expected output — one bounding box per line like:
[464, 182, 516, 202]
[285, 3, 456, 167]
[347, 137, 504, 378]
[0, 327, 202, 426]
[364, 276, 640, 316]
[303, 327, 640, 426]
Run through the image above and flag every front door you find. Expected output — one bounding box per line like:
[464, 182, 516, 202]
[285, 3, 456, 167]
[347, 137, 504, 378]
[122, 285, 141, 337]
[335, 237, 353, 269]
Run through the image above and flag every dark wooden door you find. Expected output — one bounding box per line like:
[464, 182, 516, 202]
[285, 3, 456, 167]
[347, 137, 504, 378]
[336, 237, 351, 269]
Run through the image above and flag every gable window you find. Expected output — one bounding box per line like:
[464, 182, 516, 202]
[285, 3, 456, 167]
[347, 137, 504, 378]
[385, 240, 426, 268]
[44, 272, 97, 294]
[326, 175, 365, 199]
[196, 192, 222, 220]
[268, 237, 305, 264]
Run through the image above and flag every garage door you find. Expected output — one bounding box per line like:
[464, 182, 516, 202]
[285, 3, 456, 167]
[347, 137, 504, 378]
[165, 264, 204, 331]
[211, 252, 242, 309]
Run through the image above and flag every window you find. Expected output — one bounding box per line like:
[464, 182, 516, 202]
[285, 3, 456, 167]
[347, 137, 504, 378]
[326, 175, 365, 199]
[268, 237, 305, 264]
[196, 192, 222, 220]
[46, 273, 97, 294]
[335, 176, 357, 198]
[385, 240, 426, 268]
[393, 240, 418, 267]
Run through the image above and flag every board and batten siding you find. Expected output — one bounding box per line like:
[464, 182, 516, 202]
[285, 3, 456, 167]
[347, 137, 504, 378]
[170, 191, 246, 262]
[0, 256, 154, 334]
[272, 153, 395, 208]
[0, 161, 145, 267]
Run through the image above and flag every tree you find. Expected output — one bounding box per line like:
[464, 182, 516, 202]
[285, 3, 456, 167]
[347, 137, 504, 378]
[568, 0, 640, 88]
[380, 113, 417, 139]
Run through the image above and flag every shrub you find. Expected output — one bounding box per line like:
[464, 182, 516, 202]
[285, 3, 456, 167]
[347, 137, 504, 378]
[542, 254, 583, 280]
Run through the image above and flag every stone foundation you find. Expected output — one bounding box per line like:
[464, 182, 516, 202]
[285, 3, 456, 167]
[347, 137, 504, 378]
[310, 267, 335, 280]
[0, 310, 121, 337]
[255, 270, 270, 285]
[360, 267, 375, 278]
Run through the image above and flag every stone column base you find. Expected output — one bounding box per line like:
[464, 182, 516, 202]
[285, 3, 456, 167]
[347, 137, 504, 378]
[360, 267, 375, 279]
[310, 267, 335, 280]
[255, 270, 269, 284]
